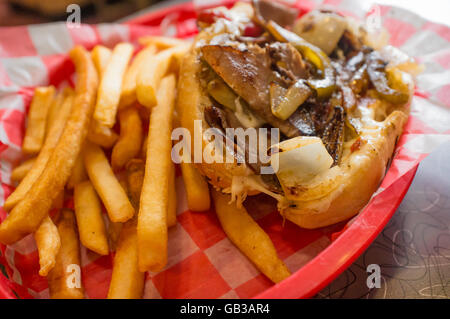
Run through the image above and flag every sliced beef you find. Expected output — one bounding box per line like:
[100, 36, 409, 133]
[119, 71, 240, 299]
[204, 105, 233, 130]
[337, 30, 363, 58]
[204, 106, 247, 166]
[201, 44, 302, 138]
[268, 42, 309, 82]
[204, 105, 264, 172]
[253, 0, 298, 28]
[201, 45, 273, 112]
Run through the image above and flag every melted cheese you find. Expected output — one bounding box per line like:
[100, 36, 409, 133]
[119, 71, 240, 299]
[230, 175, 284, 207]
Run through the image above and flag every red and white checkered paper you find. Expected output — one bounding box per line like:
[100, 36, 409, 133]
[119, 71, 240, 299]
[0, 0, 449, 299]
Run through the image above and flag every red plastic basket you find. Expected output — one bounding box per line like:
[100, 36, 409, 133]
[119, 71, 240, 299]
[0, 0, 419, 299]
[123, 0, 419, 299]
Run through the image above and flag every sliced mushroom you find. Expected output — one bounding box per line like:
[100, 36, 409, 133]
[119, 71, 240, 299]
[321, 106, 345, 165]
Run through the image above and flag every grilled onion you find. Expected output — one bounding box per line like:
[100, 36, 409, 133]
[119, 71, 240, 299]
[270, 80, 311, 120]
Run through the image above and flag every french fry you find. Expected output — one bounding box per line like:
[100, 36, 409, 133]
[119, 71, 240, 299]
[167, 161, 177, 228]
[136, 103, 150, 124]
[74, 181, 109, 255]
[212, 190, 291, 284]
[35, 189, 64, 277]
[107, 179, 128, 251]
[83, 141, 135, 223]
[87, 120, 118, 149]
[35, 215, 61, 277]
[46, 87, 72, 133]
[138, 36, 189, 50]
[136, 44, 189, 108]
[3, 93, 74, 211]
[108, 159, 146, 298]
[143, 118, 177, 228]
[180, 160, 210, 212]
[45, 89, 64, 133]
[89, 45, 120, 148]
[111, 107, 143, 171]
[67, 154, 87, 189]
[140, 134, 148, 159]
[53, 189, 65, 210]
[0, 46, 98, 245]
[125, 159, 175, 228]
[94, 43, 134, 128]
[108, 221, 123, 252]
[91, 45, 112, 76]
[47, 209, 84, 299]
[22, 86, 55, 154]
[137, 74, 176, 272]
[120, 45, 157, 108]
[10, 157, 36, 183]
[126, 159, 145, 209]
[107, 218, 144, 299]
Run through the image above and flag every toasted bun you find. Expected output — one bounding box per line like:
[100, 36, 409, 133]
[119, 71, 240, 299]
[178, 3, 413, 228]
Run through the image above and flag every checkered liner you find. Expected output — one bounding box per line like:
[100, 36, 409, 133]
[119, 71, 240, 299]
[0, 0, 449, 299]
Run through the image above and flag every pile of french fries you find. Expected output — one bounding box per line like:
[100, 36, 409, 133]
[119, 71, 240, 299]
[1, 36, 290, 299]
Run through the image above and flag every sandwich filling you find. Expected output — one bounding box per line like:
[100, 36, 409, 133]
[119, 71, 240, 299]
[194, 0, 416, 206]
